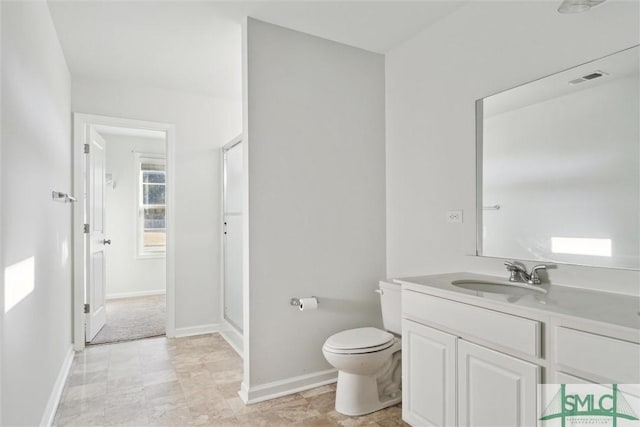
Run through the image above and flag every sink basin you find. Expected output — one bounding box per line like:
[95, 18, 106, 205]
[451, 280, 547, 295]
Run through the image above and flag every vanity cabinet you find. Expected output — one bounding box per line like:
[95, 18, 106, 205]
[400, 273, 640, 427]
[402, 291, 542, 427]
[402, 318, 539, 427]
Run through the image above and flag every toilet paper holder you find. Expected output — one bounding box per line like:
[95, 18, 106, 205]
[290, 296, 319, 308]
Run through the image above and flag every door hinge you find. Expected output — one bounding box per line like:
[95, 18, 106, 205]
[84, 143, 90, 154]
[84, 223, 90, 233]
[84, 303, 90, 314]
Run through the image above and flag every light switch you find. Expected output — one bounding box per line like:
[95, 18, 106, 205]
[447, 210, 463, 223]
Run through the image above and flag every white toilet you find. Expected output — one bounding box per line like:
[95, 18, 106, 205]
[322, 280, 402, 416]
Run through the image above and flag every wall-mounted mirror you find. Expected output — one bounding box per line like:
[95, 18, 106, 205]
[476, 46, 639, 270]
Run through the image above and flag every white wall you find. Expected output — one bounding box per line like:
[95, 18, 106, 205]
[385, 1, 640, 295]
[1, 2, 72, 425]
[72, 78, 242, 330]
[244, 19, 386, 395]
[103, 134, 166, 298]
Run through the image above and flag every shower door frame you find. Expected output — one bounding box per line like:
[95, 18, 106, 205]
[221, 135, 244, 335]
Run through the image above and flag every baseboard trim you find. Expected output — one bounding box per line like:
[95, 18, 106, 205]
[40, 345, 74, 427]
[106, 289, 166, 300]
[173, 323, 222, 338]
[219, 321, 243, 358]
[240, 368, 338, 404]
[238, 381, 250, 403]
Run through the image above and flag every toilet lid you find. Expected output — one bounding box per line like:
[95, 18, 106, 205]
[323, 340, 396, 355]
[324, 327, 393, 351]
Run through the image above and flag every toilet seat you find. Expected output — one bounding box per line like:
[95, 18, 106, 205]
[323, 327, 395, 354]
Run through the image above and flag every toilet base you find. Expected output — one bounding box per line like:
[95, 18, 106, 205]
[334, 371, 402, 416]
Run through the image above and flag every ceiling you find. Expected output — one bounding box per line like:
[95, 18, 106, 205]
[48, 1, 466, 98]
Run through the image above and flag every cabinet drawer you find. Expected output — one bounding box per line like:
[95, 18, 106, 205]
[403, 291, 540, 357]
[555, 327, 640, 383]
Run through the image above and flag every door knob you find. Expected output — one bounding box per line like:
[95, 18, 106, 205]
[103, 239, 112, 245]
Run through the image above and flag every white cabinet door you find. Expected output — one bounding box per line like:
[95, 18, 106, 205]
[402, 319, 457, 427]
[458, 340, 539, 427]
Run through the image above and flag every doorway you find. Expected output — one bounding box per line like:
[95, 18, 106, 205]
[73, 114, 176, 351]
[89, 125, 167, 344]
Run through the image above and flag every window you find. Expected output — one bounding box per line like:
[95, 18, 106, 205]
[136, 154, 166, 257]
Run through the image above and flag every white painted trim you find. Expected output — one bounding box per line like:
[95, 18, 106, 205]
[241, 16, 252, 404]
[40, 346, 74, 427]
[239, 369, 338, 405]
[106, 289, 166, 300]
[219, 320, 243, 358]
[238, 381, 250, 403]
[165, 124, 176, 339]
[173, 323, 222, 338]
[222, 134, 243, 151]
[73, 113, 176, 350]
[220, 141, 225, 343]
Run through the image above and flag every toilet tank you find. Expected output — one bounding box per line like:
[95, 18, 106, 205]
[379, 280, 401, 335]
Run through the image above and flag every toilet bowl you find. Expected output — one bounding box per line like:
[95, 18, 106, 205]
[322, 281, 402, 416]
[323, 327, 402, 416]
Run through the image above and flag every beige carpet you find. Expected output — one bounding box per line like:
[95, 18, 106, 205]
[89, 294, 165, 345]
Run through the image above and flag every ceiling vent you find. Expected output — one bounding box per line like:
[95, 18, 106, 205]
[569, 70, 608, 85]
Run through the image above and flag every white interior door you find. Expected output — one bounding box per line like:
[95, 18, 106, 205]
[85, 126, 108, 341]
[223, 141, 243, 332]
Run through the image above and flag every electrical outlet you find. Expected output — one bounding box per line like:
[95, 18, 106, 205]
[447, 210, 463, 223]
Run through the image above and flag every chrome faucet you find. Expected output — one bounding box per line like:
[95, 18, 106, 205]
[504, 261, 549, 285]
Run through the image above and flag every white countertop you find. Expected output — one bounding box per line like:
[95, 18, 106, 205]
[395, 272, 640, 334]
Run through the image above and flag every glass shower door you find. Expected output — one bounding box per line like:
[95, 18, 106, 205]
[223, 141, 243, 332]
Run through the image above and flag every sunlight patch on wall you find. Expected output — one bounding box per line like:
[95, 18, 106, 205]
[4, 256, 35, 313]
[61, 238, 69, 266]
[551, 237, 612, 257]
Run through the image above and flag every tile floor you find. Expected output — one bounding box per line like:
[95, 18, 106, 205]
[54, 334, 406, 426]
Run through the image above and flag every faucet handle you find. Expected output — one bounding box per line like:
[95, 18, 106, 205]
[504, 261, 525, 272]
[504, 261, 527, 283]
[528, 264, 549, 285]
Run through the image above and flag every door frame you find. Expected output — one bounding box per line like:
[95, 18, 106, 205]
[72, 113, 176, 351]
